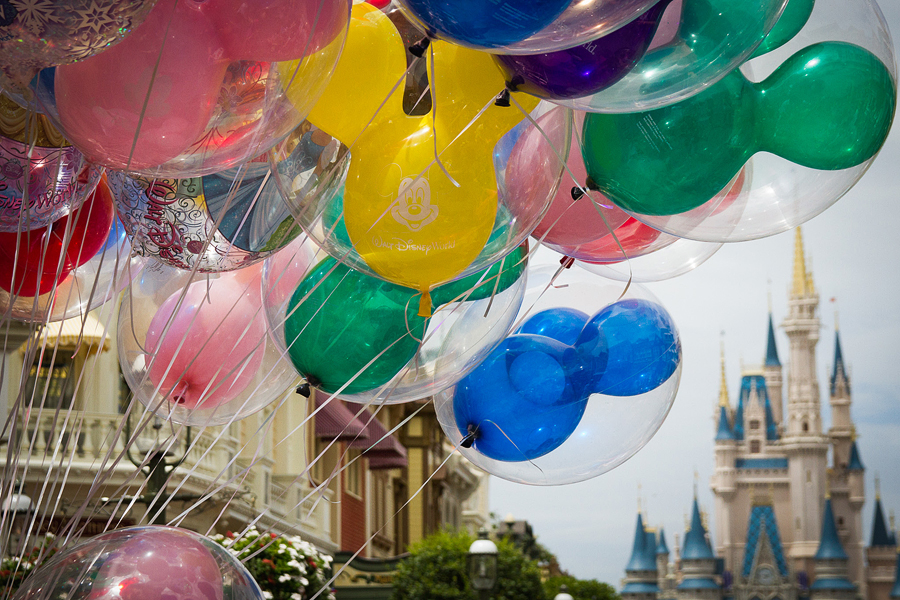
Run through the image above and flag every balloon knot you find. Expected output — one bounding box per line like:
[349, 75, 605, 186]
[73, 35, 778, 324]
[460, 424, 479, 448]
[494, 89, 511, 108]
[296, 383, 311, 398]
[417, 291, 433, 318]
[585, 176, 599, 191]
[408, 37, 431, 58]
[560, 256, 575, 269]
[506, 75, 525, 93]
[570, 186, 585, 201]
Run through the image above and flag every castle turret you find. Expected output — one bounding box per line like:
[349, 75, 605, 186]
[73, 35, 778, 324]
[622, 512, 660, 600]
[782, 228, 829, 574]
[712, 349, 738, 570]
[678, 497, 722, 600]
[763, 311, 784, 427]
[866, 479, 897, 600]
[810, 498, 856, 600]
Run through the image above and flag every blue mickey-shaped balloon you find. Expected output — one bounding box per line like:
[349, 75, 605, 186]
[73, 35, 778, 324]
[516, 307, 590, 346]
[576, 299, 680, 396]
[453, 334, 592, 462]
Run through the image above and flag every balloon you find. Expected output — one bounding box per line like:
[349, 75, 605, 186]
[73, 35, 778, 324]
[45, 0, 349, 176]
[0, 172, 115, 297]
[284, 257, 428, 394]
[493, 1, 670, 101]
[142, 273, 267, 410]
[555, 0, 790, 113]
[264, 237, 527, 404]
[751, 0, 815, 58]
[436, 266, 681, 484]
[0, 0, 158, 91]
[577, 298, 680, 396]
[0, 94, 94, 232]
[302, 5, 545, 314]
[107, 157, 301, 273]
[516, 308, 590, 346]
[12, 527, 260, 600]
[396, 0, 571, 49]
[576, 233, 723, 283]
[582, 42, 897, 216]
[451, 334, 593, 462]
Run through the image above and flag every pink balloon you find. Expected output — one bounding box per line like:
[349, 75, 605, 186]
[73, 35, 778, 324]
[94, 528, 223, 600]
[204, 0, 348, 62]
[145, 273, 267, 410]
[54, 0, 229, 171]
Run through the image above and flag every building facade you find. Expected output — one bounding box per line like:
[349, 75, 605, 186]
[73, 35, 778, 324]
[622, 229, 899, 600]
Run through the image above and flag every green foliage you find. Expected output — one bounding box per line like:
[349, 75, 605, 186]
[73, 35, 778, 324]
[0, 534, 57, 598]
[542, 575, 619, 600]
[391, 529, 545, 600]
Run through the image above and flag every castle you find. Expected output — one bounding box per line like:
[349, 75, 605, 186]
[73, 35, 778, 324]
[621, 229, 900, 600]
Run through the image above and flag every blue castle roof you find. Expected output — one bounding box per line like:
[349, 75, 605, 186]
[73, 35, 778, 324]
[765, 314, 781, 367]
[626, 513, 658, 572]
[830, 331, 850, 396]
[733, 375, 779, 442]
[657, 528, 670, 555]
[716, 406, 735, 441]
[848, 442, 864, 471]
[644, 530, 658, 567]
[810, 578, 857, 591]
[622, 581, 661, 594]
[871, 498, 893, 547]
[742, 504, 789, 578]
[816, 499, 849, 560]
[683, 498, 715, 560]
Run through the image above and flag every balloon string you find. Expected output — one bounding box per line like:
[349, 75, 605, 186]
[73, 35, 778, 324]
[429, 44, 459, 188]
[506, 96, 634, 298]
[480, 419, 544, 475]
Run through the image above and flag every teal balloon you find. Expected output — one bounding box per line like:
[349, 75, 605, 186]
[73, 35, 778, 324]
[320, 187, 351, 247]
[582, 42, 897, 216]
[284, 258, 428, 394]
[750, 0, 815, 58]
[430, 244, 527, 307]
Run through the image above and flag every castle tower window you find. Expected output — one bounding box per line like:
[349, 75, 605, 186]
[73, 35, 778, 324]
[750, 419, 760, 430]
[802, 421, 809, 432]
[750, 440, 761, 453]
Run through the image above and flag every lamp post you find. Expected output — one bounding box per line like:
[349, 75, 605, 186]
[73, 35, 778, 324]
[554, 584, 575, 600]
[468, 528, 498, 600]
[125, 416, 193, 525]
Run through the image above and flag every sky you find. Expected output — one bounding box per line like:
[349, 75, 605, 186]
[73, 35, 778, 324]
[489, 0, 900, 586]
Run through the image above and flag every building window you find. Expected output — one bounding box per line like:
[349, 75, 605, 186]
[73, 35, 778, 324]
[750, 440, 761, 453]
[749, 419, 760, 430]
[837, 516, 844, 527]
[25, 358, 75, 409]
[806, 470, 812, 483]
[802, 421, 809, 432]
[346, 449, 362, 497]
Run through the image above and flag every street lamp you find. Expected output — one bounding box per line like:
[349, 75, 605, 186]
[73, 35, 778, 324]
[125, 416, 193, 525]
[468, 528, 498, 600]
[554, 584, 575, 600]
[1, 483, 34, 556]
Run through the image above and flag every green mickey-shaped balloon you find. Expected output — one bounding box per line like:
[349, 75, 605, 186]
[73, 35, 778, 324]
[285, 249, 527, 395]
[582, 42, 896, 216]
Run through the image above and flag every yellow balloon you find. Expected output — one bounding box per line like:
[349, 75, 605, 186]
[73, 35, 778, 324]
[309, 7, 538, 315]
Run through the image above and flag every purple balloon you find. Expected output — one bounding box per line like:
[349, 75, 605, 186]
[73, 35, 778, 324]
[493, 0, 672, 100]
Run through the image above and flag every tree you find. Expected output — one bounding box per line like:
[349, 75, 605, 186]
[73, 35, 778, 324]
[391, 529, 544, 600]
[542, 575, 619, 600]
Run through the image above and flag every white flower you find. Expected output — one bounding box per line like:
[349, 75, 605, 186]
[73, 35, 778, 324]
[299, 578, 308, 587]
[291, 594, 304, 600]
[278, 574, 292, 583]
[262, 592, 273, 600]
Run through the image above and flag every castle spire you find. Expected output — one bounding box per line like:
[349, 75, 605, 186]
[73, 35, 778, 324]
[815, 498, 849, 560]
[719, 339, 730, 407]
[872, 486, 893, 547]
[683, 497, 715, 559]
[831, 327, 850, 396]
[791, 227, 815, 298]
[765, 312, 781, 367]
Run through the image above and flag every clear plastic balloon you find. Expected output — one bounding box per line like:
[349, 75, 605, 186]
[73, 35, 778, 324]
[0, 180, 142, 324]
[29, 0, 350, 177]
[597, 0, 898, 242]
[118, 259, 300, 427]
[551, 0, 789, 113]
[11, 526, 262, 600]
[395, 0, 664, 54]
[434, 265, 681, 484]
[0, 0, 158, 93]
[107, 156, 303, 273]
[0, 94, 96, 232]
[263, 234, 528, 404]
[576, 234, 722, 282]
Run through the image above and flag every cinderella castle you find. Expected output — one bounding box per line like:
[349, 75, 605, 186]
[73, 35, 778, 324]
[621, 229, 900, 600]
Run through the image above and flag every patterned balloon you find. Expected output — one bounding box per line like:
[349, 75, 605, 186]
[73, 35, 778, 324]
[0, 0, 158, 91]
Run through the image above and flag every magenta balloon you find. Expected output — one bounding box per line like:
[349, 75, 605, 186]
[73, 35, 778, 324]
[54, 0, 229, 171]
[145, 273, 267, 410]
[97, 529, 223, 600]
[530, 118, 629, 248]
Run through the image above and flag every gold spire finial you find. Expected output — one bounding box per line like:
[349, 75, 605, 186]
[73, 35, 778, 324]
[694, 469, 700, 498]
[825, 468, 833, 499]
[834, 300, 840, 332]
[638, 482, 642, 514]
[719, 337, 729, 407]
[851, 425, 858, 442]
[792, 228, 812, 297]
[876, 474, 881, 501]
[767, 281, 773, 313]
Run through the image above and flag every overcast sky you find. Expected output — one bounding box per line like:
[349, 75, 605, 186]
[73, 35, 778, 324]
[490, 0, 900, 586]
